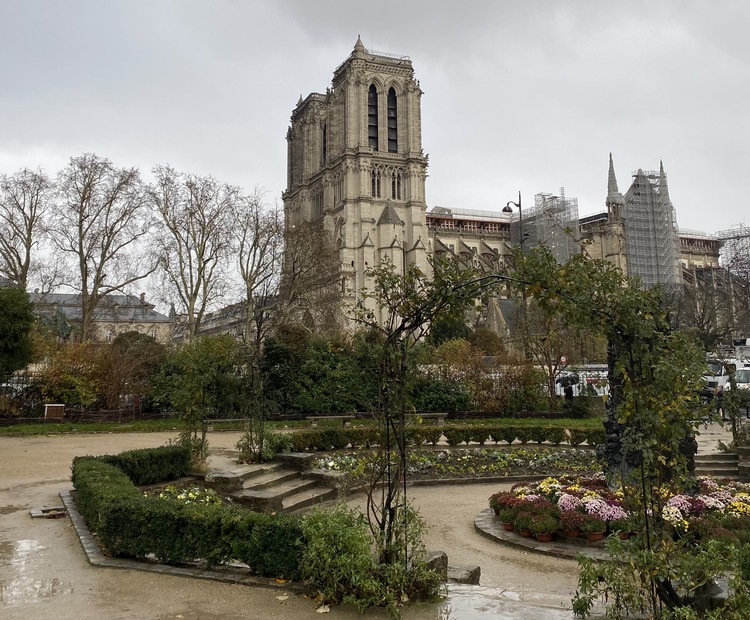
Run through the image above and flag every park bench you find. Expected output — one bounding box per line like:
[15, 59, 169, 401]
[306, 415, 355, 427]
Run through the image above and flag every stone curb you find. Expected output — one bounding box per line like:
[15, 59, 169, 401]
[59, 489, 305, 593]
[474, 508, 611, 561]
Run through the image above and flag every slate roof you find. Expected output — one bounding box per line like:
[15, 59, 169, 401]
[30, 292, 171, 323]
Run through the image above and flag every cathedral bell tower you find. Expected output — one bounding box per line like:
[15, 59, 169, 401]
[283, 36, 429, 318]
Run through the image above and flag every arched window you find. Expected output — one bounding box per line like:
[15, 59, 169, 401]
[322, 123, 327, 165]
[368, 85, 379, 150]
[387, 87, 398, 153]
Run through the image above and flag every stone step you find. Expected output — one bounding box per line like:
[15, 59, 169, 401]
[233, 461, 286, 481]
[695, 467, 739, 478]
[696, 453, 738, 463]
[242, 477, 321, 502]
[243, 469, 301, 490]
[283, 486, 337, 514]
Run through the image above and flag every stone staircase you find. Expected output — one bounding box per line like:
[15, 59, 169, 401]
[204, 456, 338, 514]
[694, 453, 739, 479]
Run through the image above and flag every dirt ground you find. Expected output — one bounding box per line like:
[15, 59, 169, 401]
[0, 431, 613, 619]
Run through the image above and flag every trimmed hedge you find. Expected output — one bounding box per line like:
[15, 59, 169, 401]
[96, 445, 192, 485]
[282, 421, 603, 451]
[71, 446, 303, 579]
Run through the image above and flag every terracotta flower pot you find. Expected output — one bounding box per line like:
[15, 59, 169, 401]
[586, 531, 605, 542]
[535, 532, 553, 542]
[502, 522, 514, 531]
[565, 530, 581, 538]
[618, 531, 629, 540]
[519, 528, 532, 538]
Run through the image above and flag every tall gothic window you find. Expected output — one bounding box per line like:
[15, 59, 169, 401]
[368, 85, 379, 150]
[387, 87, 398, 153]
[322, 123, 327, 166]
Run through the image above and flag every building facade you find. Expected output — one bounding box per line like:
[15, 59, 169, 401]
[31, 292, 172, 344]
[284, 41, 725, 333]
[283, 37, 430, 323]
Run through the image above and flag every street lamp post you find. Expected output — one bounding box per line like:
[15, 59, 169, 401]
[503, 191, 530, 359]
[502, 191, 523, 251]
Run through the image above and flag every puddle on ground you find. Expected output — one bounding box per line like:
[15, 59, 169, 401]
[0, 539, 74, 605]
[0, 505, 24, 516]
[438, 584, 571, 620]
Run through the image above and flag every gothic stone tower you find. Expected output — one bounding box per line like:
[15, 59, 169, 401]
[283, 37, 429, 320]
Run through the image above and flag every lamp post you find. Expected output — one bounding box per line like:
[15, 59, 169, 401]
[502, 191, 523, 251]
[503, 191, 530, 359]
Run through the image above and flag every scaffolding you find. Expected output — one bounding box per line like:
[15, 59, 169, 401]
[510, 188, 580, 264]
[622, 168, 682, 289]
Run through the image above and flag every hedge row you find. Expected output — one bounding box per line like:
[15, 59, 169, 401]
[442, 424, 605, 447]
[96, 445, 192, 485]
[282, 423, 604, 452]
[71, 447, 303, 579]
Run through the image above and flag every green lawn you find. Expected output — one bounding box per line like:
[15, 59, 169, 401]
[0, 414, 604, 437]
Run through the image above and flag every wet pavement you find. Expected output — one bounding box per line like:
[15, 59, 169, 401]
[0, 423, 734, 619]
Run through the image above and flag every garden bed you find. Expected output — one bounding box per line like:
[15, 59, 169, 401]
[489, 475, 750, 546]
[313, 446, 600, 484]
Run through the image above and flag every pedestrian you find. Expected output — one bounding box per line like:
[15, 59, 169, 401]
[716, 385, 726, 421]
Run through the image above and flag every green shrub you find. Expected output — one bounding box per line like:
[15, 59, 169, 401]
[546, 427, 565, 445]
[443, 427, 469, 446]
[71, 447, 304, 579]
[301, 504, 378, 609]
[240, 512, 305, 580]
[586, 428, 605, 446]
[71, 457, 140, 532]
[516, 427, 532, 444]
[568, 428, 588, 447]
[467, 424, 492, 445]
[500, 427, 518, 444]
[289, 430, 317, 452]
[98, 445, 192, 484]
[320, 428, 349, 450]
[530, 426, 547, 444]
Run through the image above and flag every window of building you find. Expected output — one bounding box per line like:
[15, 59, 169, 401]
[371, 168, 382, 198]
[322, 123, 327, 165]
[387, 87, 398, 153]
[312, 188, 324, 217]
[391, 170, 402, 200]
[368, 85, 379, 150]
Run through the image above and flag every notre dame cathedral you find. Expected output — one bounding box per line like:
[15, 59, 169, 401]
[283, 37, 727, 335]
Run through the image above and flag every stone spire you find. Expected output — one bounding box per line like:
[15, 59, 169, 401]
[606, 153, 624, 219]
[354, 35, 365, 53]
[607, 152, 619, 194]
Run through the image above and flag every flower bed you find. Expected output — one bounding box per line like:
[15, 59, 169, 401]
[489, 475, 750, 544]
[144, 483, 223, 506]
[313, 447, 599, 484]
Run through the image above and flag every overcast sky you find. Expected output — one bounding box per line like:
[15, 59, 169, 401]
[1, 0, 748, 235]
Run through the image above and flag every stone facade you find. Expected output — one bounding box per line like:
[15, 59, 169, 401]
[284, 41, 723, 329]
[283, 37, 429, 323]
[30, 292, 172, 344]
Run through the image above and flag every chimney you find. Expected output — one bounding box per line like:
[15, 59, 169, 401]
[140, 292, 145, 304]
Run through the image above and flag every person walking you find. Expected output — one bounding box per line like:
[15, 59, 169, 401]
[716, 385, 727, 421]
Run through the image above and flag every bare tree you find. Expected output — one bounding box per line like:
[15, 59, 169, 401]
[150, 166, 235, 341]
[0, 168, 53, 289]
[52, 154, 155, 342]
[280, 219, 343, 334]
[230, 189, 284, 345]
